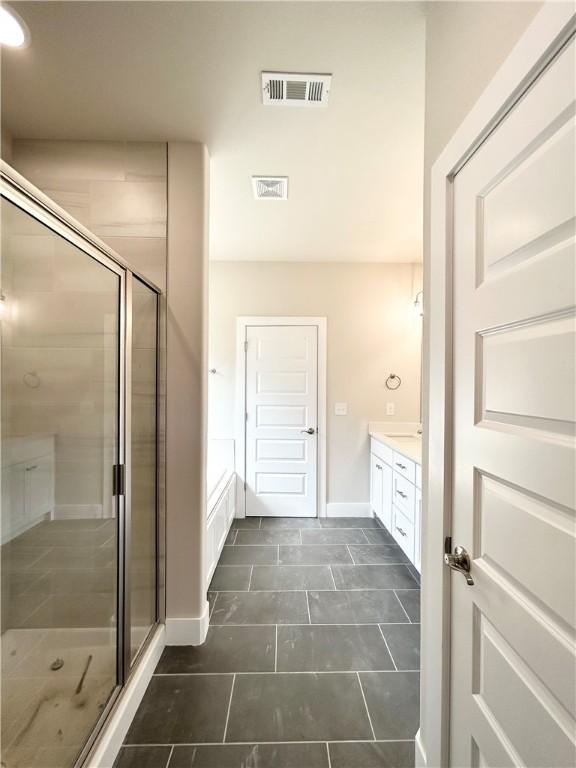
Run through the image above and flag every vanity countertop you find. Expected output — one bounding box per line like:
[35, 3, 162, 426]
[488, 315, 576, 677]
[368, 422, 422, 464]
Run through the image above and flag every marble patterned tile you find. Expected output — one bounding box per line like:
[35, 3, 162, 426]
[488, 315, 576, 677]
[380, 623, 421, 670]
[209, 565, 251, 592]
[359, 671, 420, 739]
[348, 543, 409, 564]
[331, 564, 419, 590]
[156, 626, 275, 674]
[250, 565, 334, 591]
[218, 546, 277, 566]
[307, 590, 407, 624]
[278, 545, 352, 565]
[226, 673, 373, 742]
[235, 530, 300, 546]
[169, 743, 329, 767]
[300, 529, 367, 545]
[211, 591, 309, 625]
[114, 746, 172, 768]
[125, 675, 234, 744]
[329, 741, 415, 768]
[319, 518, 379, 529]
[396, 589, 421, 622]
[277, 625, 394, 672]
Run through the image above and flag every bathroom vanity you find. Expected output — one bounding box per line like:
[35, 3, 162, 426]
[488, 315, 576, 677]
[368, 422, 422, 571]
[1, 435, 55, 544]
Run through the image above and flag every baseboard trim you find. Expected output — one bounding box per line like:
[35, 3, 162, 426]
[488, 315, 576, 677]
[415, 729, 427, 767]
[86, 624, 165, 768]
[53, 504, 104, 520]
[165, 601, 210, 645]
[326, 502, 371, 517]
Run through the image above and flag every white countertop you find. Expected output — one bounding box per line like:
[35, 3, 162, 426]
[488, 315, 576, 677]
[368, 422, 422, 464]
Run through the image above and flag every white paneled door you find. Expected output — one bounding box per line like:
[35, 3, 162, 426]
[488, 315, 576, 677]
[448, 35, 576, 767]
[245, 325, 318, 517]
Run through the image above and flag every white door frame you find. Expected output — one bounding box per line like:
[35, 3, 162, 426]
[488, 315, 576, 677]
[420, 5, 576, 768]
[235, 316, 327, 519]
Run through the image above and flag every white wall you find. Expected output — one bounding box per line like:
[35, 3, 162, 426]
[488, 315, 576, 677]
[209, 261, 423, 505]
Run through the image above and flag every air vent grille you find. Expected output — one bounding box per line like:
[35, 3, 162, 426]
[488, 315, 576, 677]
[262, 72, 331, 107]
[252, 176, 288, 200]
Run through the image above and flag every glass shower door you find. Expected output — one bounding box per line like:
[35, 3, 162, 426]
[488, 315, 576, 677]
[129, 276, 158, 662]
[0, 197, 122, 768]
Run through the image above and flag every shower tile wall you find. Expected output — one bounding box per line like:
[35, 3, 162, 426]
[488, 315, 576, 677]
[10, 140, 167, 526]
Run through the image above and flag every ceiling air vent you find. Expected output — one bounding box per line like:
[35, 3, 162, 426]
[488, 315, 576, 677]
[262, 72, 332, 107]
[252, 176, 288, 200]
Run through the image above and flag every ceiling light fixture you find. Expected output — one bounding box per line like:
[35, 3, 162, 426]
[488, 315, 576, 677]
[0, 4, 28, 48]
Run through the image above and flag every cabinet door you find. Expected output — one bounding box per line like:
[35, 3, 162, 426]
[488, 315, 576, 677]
[380, 462, 393, 532]
[370, 453, 383, 522]
[26, 455, 55, 522]
[1, 462, 27, 543]
[414, 488, 422, 572]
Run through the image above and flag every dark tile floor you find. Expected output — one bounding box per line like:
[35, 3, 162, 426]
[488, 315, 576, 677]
[117, 517, 420, 768]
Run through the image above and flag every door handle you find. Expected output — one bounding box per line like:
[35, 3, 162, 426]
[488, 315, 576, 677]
[300, 428, 316, 435]
[444, 545, 474, 585]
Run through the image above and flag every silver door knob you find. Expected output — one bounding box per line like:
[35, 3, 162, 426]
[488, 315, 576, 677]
[444, 545, 474, 585]
[300, 428, 316, 435]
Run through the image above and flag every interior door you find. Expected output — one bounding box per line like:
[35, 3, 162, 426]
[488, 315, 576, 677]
[245, 324, 318, 517]
[449, 35, 575, 767]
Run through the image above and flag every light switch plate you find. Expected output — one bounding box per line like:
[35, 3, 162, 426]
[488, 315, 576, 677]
[334, 402, 348, 416]
[386, 402, 395, 416]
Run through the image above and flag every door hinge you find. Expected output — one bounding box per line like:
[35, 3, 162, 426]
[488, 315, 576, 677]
[245, 412, 248, 422]
[112, 464, 125, 497]
[444, 535, 452, 555]
[244, 480, 247, 491]
[244, 340, 248, 351]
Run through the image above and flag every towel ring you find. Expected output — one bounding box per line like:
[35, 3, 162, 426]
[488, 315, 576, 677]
[385, 373, 401, 391]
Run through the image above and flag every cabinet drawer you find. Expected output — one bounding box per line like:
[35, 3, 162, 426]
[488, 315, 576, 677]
[371, 438, 393, 466]
[393, 472, 415, 522]
[392, 505, 415, 562]
[392, 451, 416, 484]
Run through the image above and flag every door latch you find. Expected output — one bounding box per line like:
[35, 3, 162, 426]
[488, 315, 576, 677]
[444, 545, 474, 585]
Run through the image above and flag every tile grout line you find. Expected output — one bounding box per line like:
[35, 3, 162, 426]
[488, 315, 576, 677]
[209, 592, 218, 619]
[275, 624, 278, 672]
[124, 739, 417, 747]
[222, 673, 236, 743]
[356, 671, 377, 741]
[165, 744, 174, 768]
[329, 565, 337, 591]
[305, 590, 312, 624]
[378, 624, 398, 671]
[154, 669, 421, 676]
[393, 590, 412, 623]
[247, 565, 254, 591]
[326, 742, 333, 768]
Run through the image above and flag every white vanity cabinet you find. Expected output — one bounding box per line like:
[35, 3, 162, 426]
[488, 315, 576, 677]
[205, 473, 236, 585]
[370, 434, 421, 571]
[1, 436, 55, 544]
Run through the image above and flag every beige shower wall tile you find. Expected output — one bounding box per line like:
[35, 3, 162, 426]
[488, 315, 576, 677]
[52, 237, 120, 292]
[10, 291, 119, 348]
[13, 140, 126, 182]
[124, 142, 167, 181]
[89, 180, 167, 238]
[104, 236, 166, 291]
[8, 235, 55, 292]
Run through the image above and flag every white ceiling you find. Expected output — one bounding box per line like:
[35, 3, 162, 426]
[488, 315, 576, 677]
[2, 2, 426, 262]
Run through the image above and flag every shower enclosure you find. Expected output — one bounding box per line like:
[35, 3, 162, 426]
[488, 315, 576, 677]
[0, 165, 163, 768]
